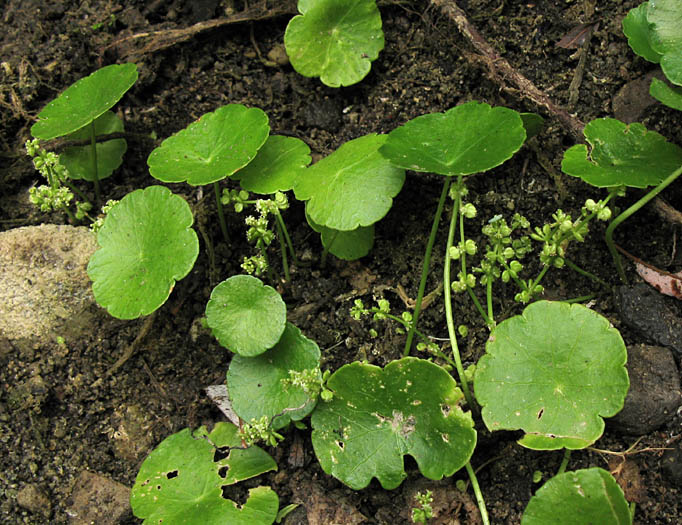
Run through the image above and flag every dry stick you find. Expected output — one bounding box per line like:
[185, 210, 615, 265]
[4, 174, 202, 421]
[431, 0, 585, 143]
[106, 312, 157, 376]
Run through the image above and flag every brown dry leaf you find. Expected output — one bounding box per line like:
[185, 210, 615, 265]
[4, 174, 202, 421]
[609, 458, 646, 503]
[636, 262, 682, 300]
[556, 22, 599, 49]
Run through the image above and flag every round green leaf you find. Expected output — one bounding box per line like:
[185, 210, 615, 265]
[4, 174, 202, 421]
[293, 134, 405, 231]
[227, 323, 321, 429]
[311, 357, 476, 490]
[650, 77, 682, 110]
[59, 111, 126, 181]
[306, 211, 374, 260]
[234, 135, 311, 194]
[379, 101, 527, 176]
[31, 63, 138, 140]
[622, 3, 661, 64]
[522, 468, 632, 525]
[88, 186, 199, 320]
[284, 0, 384, 87]
[474, 301, 629, 450]
[131, 423, 278, 525]
[148, 104, 270, 186]
[205, 275, 287, 356]
[648, 0, 682, 85]
[561, 118, 682, 188]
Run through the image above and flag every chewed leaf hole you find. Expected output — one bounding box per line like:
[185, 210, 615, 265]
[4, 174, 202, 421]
[441, 404, 451, 417]
[165, 470, 178, 479]
[218, 465, 230, 479]
[537, 408, 544, 419]
[336, 440, 345, 451]
[213, 447, 230, 462]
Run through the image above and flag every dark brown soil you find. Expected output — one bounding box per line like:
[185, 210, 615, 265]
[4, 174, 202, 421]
[1, 1, 681, 524]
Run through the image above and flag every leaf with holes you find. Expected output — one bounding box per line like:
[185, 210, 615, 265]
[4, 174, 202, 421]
[88, 186, 199, 320]
[131, 422, 278, 525]
[30, 63, 138, 140]
[294, 133, 405, 231]
[561, 118, 682, 188]
[474, 301, 629, 450]
[522, 468, 632, 525]
[148, 104, 270, 186]
[59, 111, 126, 181]
[227, 323, 321, 430]
[284, 0, 384, 87]
[311, 357, 476, 490]
[233, 135, 311, 194]
[205, 275, 287, 356]
[379, 101, 527, 176]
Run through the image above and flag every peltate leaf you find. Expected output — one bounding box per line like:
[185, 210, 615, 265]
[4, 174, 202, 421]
[131, 423, 278, 525]
[561, 118, 682, 188]
[622, 2, 661, 64]
[88, 186, 199, 320]
[522, 468, 632, 525]
[227, 323, 321, 429]
[31, 63, 138, 140]
[59, 111, 126, 181]
[148, 104, 269, 186]
[650, 77, 682, 110]
[648, 0, 682, 85]
[306, 211, 374, 260]
[474, 301, 629, 450]
[293, 134, 405, 231]
[311, 357, 476, 490]
[205, 275, 287, 356]
[284, 0, 384, 87]
[234, 135, 311, 193]
[379, 101, 526, 176]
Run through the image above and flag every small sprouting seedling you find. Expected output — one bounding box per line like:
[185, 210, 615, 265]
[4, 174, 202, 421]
[623, 0, 682, 110]
[30, 63, 138, 201]
[130, 422, 279, 524]
[562, 117, 682, 281]
[147, 103, 270, 242]
[284, 0, 384, 87]
[87, 185, 199, 320]
[311, 357, 476, 490]
[411, 490, 434, 524]
[205, 275, 287, 356]
[521, 468, 632, 525]
[294, 133, 405, 262]
[474, 301, 629, 450]
[226, 322, 322, 430]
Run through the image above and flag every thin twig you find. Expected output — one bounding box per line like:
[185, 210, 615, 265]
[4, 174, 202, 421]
[431, 0, 585, 142]
[105, 312, 157, 376]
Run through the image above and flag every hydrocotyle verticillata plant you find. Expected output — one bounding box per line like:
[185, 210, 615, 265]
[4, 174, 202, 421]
[87, 185, 199, 320]
[284, 0, 384, 87]
[561, 117, 682, 281]
[30, 62, 138, 201]
[294, 133, 405, 262]
[147, 103, 270, 242]
[130, 422, 279, 524]
[623, 0, 682, 110]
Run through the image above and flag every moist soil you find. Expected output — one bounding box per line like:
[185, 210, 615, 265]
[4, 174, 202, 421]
[1, 1, 681, 523]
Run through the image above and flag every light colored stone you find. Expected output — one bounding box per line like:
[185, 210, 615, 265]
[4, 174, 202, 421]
[67, 471, 130, 525]
[0, 224, 98, 345]
[16, 484, 51, 518]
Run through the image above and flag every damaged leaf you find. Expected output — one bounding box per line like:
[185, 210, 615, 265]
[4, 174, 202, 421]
[131, 422, 278, 524]
[474, 301, 629, 450]
[635, 261, 682, 300]
[311, 357, 476, 490]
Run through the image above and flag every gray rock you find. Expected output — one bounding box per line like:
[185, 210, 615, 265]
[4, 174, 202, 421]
[0, 225, 98, 347]
[16, 484, 51, 518]
[614, 284, 682, 357]
[610, 344, 682, 435]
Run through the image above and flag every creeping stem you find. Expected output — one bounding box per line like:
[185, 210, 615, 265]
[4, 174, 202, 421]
[465, 461, 490, 525]
[404, 178, 451, 356]
[213, 182, 230, 243]
[606, 165, 682, 282]
[89, 121, 102, 203]
[443, 179, 476, 411]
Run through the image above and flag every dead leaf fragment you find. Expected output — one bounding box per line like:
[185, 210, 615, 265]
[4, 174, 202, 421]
[635, 262, 682, 300]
